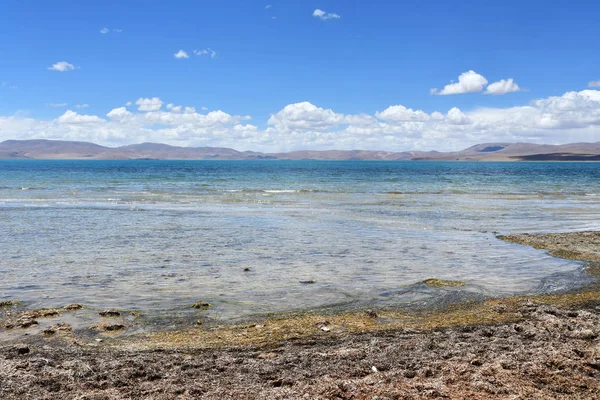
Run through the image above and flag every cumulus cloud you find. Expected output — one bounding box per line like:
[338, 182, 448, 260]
[313, 9, 340, 21]
[2, 90, 600, 151]
[589, 80, 600, 88]
[174, 50, 189, 59]
[48, 61, 76, 72]
[376, 105, 430, 122]
[57, 110, 104, 124]
[268, 102, 343, 131]
[485, 78, 521, 95]
[431, 70, 488, 95]
[136, 97, 163, 112]
[106, 107, 132, 121]
[166, 104, 182, 113]
[49, 103, 68, 108]
[100, 27, 109, 34]
[75, 104, 89, 109]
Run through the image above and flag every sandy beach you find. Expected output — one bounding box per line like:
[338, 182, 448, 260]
[1, 232, 599, 399]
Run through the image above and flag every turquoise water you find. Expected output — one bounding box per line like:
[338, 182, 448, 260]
[1, 160, 599, 320]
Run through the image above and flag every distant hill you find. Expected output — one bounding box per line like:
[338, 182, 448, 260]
[1, 139, 600, 161]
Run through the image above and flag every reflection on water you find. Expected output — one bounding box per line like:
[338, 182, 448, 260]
[1, 160, 599, 320]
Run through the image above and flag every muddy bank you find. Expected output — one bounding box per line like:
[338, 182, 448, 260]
[0, 231, 599, 399]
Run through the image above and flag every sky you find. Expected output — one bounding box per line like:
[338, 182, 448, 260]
[1, 0, 599, 152]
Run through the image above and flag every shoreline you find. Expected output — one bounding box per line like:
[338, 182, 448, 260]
[1, 232, 600, 398]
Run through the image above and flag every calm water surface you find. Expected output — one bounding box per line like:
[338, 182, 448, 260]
[1, 160, 599, 321]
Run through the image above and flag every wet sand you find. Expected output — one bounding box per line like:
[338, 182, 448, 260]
[1, 232, 600, 399]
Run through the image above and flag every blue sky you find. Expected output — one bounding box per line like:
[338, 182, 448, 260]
[1, 0, 599, 151]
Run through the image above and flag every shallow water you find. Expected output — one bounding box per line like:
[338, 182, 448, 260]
[1, 160, 599, 321]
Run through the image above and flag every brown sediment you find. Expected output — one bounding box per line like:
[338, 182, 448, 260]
[0, 231, 599, 399]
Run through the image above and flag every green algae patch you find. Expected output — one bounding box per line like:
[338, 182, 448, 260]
[0, 301, 20, 308]
[422, 278, 466, 288]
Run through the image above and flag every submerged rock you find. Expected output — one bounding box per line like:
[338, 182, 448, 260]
[191, 301, 211, 310]
[62, 304, 83, 311]
[99, 309, 121, 317]
[422, 278, 466, 288]
[99, 323, 125, 332]
[0, 300, 19, 308]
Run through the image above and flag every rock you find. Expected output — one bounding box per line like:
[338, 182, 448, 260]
[39, 309, 59, 317]
[42, 328, 56, 336]
[243, 268, 251, 272]
[567, 311, 579, 318]
[258, 352, 278, 359]
[299, 280, 315, 284]
[371, 366, 379, 373]
[191, 302, 211, 310]
[404, 370, 417, 379]
[422, 278, 466, 288]
[14, 344, 30, 355]
[63, 304, 83, 311]
[321, 326, 331, 332]
[0, 300, 19, 308]
[99, 323, 125, 332]
[18, 319, 38, 329]
[572, 329, 598, 340]
[99, 309, 121, 317]
[470, 359, 483, 366]
[365, 309, 378, 318]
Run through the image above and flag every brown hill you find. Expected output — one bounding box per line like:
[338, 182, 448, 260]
[1, 139, 599, 161]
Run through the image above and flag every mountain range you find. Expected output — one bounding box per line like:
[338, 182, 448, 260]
[1, 139, 600, 161]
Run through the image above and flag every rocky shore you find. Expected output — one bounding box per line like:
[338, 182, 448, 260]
[1, 232, 599, 399]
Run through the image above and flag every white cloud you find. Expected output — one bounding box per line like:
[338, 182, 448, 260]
[313, 9, 341, 21]
[265, 4, 272, 9]
[106, 107, 132, 121]
[193, 48, 217, 59]
[166, 104, 182, 113]
[57, 110, 104, 124]
[136, 97, 163, 112]
[1, 82, 18, 89]
[376, 105, 430, 122]
[432, 70, 488, 95]
[49, 103, 68, 108]
[75, 104, 89, 109]
[174, 50, 189, 59]
[101, 27, 121, 34]
[2, 90, 600, 152]
[485, 78, 521, 95]
[47, 61, 76, 72]
[589, 80, 600, 88]
[125, 101, 132, 106]
[184, 106, 196, 114]
[268, 102, 343, 131]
